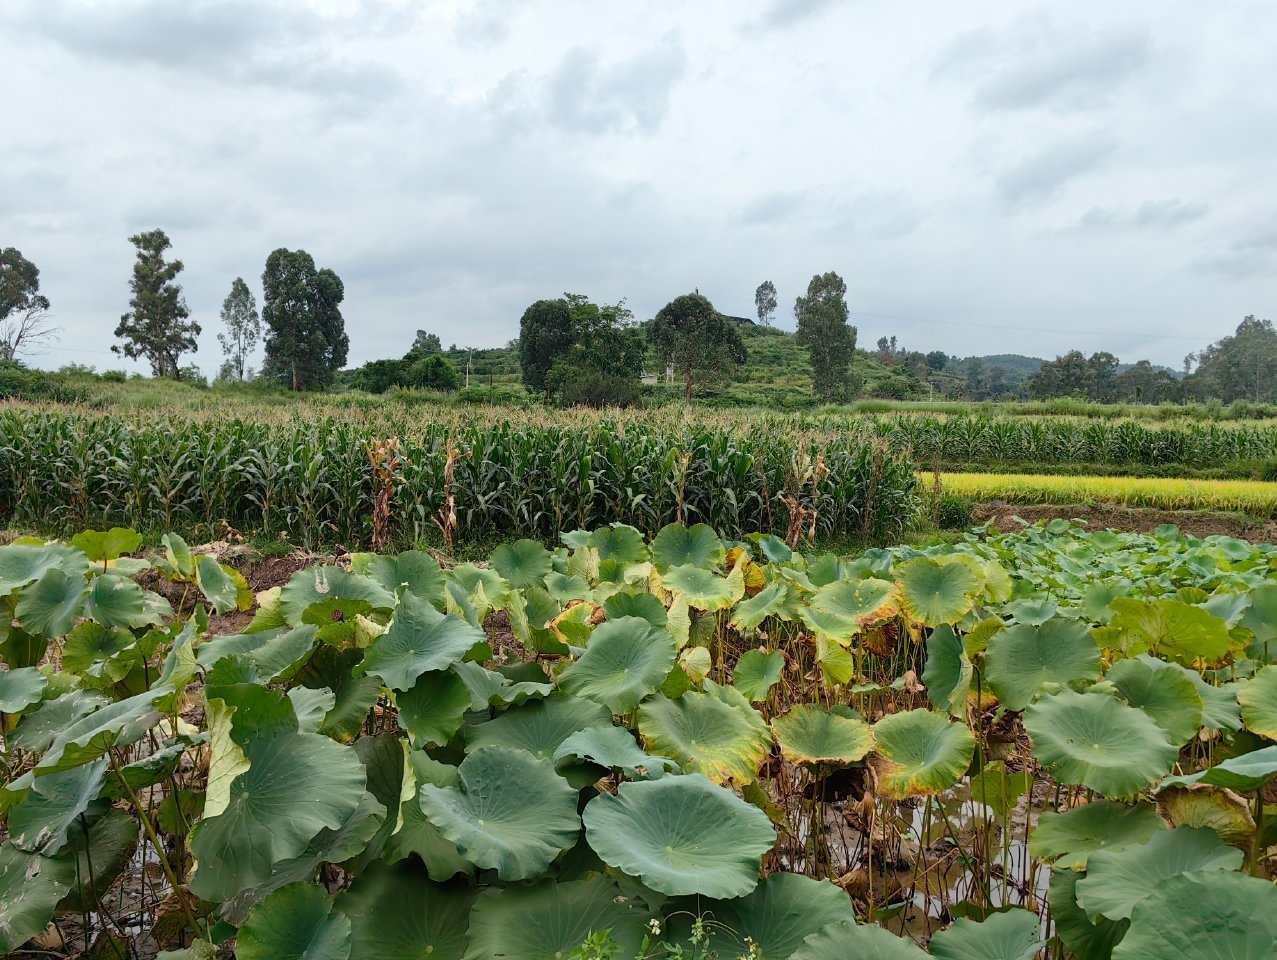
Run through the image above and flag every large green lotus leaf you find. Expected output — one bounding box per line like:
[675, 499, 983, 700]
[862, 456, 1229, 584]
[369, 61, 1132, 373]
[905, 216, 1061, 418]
[280, 567, 395, 627]
[1238, 664, 1277, 739]
[1025, 690, 1177, 798]
[0, 542, 90, 598]
[464, 877, 652, 960]
[55, 807, 141, 914]
[554, 725, 681, 780]
[1186, 671, 1243, 732]
[160, 532, 195, 578]
[1109, 597, 1239, 666]
[62, 622, 139, 684]
[16, 567, 87, 638]
[192, 555, 238, 614]
[206, 682, 299, 747]
[790, 919, 928, 959]
[589, 524, 649, 566]
[197, 624, 319, 684]
[1030, 800, 1165, 871]
[637, 682, 771, 784]
[927, 908, 1045, 960]
[82, 573, 147, 628]
[603, 589, 668, 628]
[9, 690, 109, 752]
[800, 578, 896, 641]
[416, 745, 579, 881]
[347, 733, 405, 871]
[772, 704, 873, 766]
[732, 648, 785, 701]
[661, 564, 743, 611]
[1157, 784, 1256, 848]
[558, 616, 676, 714]
[667, 873, 854, 959]
[731, 581, 791, 631]
[0, 843, 76, 954]
[508, 586, 570, 655]
[1077, 826, 1243, 922]
[452, 659, 553, 707]
[0, 622, 48, 669]
[70, 527, 142, 563]
[1048, 869, 1130, 960]
[236, 881, 351, 960]
[464, 694, 611, 762]
[871, 709, 975, 799]
[490, 539, 554, 589]
[360, 591, 485, 691]
[651, 522, 724, 574]
[105, 736, 204, 798]
[984, 618, 1101, 711]
[1106, 654, 1204, 745]
[545, 571, 591, 605]
[1162, 745, 1277, 792]
[337, 861, 473, 960]
[1111, 869, 1277, 960]
[352, 551, 445, 607]
[293, 646, 383, 743]
[395, 669, 473, 747]
[8, 757, 108, 855]
[923, 624, 973, 719]
[37, 687, 169, 773]
[190, 731, 366, 901]
[582, 773, 775, 898]
[449, 563, 512, 619]
[384, 752, 470, 879]
[896, 556, 979, 627]
[0, 665, 47, 713]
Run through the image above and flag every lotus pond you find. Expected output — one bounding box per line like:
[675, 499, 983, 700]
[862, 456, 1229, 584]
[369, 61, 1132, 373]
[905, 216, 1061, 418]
[0, 521, 1275, 959]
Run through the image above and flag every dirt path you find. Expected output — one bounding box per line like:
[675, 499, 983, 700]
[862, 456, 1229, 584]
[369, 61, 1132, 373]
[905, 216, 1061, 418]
[971, 501, 1277, 542]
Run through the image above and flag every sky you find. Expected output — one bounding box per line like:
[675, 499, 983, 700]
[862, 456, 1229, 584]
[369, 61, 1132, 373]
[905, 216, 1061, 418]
[2, 0, 1275, 376]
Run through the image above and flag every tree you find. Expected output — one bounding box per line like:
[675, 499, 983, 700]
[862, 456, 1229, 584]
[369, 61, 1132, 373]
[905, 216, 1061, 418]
[112, 229, 199, 378]
[261, 249, 348, 391]
[408, 354, 460, 391]
[548, 294, 645, 406]
[215, 277, 261, 382]
[754, 281, 777, 326]
[406, 330, 442, 360]
[0, 247, 59, 363]
[518, 299, 573, 394]
[794, 271, 856, 402]
[925, 350, 947, 372]
[1189, 316, 1277, 403]
[649, 292, 747, 401]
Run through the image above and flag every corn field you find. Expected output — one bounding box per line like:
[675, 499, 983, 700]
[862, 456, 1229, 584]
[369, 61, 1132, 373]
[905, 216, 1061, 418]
[0, 407, 919, 546]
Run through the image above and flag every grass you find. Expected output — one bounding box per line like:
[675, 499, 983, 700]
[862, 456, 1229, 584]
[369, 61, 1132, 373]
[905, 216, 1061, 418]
[931, 471, 1277, 517]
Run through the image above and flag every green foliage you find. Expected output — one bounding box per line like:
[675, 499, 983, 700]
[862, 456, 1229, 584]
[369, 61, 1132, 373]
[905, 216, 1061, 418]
[648, 292, 747, 401]
[794, 271, 857, 402]
[262, 248, 348, 392]
[112, 229, 200, 378]
[217, 277, 261, 383]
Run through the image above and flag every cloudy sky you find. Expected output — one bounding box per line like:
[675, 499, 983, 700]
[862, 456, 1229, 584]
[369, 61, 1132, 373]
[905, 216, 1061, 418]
[3, 0, 1275, 375]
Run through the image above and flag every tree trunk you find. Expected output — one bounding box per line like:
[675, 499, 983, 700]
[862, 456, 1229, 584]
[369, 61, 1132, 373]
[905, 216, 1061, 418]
[291, 361, 299, 392]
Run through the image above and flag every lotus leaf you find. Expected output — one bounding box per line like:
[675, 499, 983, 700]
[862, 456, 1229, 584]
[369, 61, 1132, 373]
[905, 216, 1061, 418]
[337, 861, 473, 960]
[464, 877, 652, 960]
[8, 758, 108, 855]
[0, 542, 90, 598]
[1030, 800, 1166, 870]
[1048, 868, 1130, 960]
[280, 567, 395, 627]
[236, 881, 351, 960]
[70, 527, 142, 564]
[1112, 869, 1277, 959]
[360, 591, 485, 691]
[1109, 597, 1238, 666]
[801, 577, 897, 642]
[871, 709, 975, 799]
[0, 843, 76, 954]
[922, 624, 973, 718]
[8, 690, 109, 752]
[1105, 654, 1206, 745]
[1025, 690, 1178, 798]
[489, 538, 553, 589]
[983, 618, 1101, 711]
[928, 908, 1045, 960]
[16, 567, 88, 637]
[732, 648, 785, 701]
[395, 669, 474, 747]
[582, 773, 775, 898]
[558, 616, 676, 713]
[791, 920, 928, 959]
[82, 572, 148, 628]
[896, 556, 980, 627]
[465, 694, 612, 760]
[772, 704, 873, 765]
[1160, 744, 1277, 792]
[967, 762, 1033, 819]
[1077, 826, 1243, 922]
[37, 687, 169, 773]
[56, 807, 141, 913]
[190, 730, 367, 901]
[662, 564, 743, 611]
[417, 745, 579, 880]
[1157, 784, 1256, 847]
[667, 873, 854, 959]
[1238, 663, 1277, 739]
[602, 589, 668, 627]
[651, 522, 724, 573]
[731, 581, 791, 631]
[197, 624, 319, 684]
[637, 682, 771, 784]
[553, 725, 680, 780]
[353, 551, 445, 606]
[384, 751, 470, 878]
[0, 666, 47, 713]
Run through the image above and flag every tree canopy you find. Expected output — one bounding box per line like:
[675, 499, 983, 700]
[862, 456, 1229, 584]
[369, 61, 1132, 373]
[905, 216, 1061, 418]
[649, 292, 747, 401]
[216, 277, 261, 382]
[261, 248, 349, 392]
[794, 271, 856, 402]
[1187, 315, 1277, 403]
[112, 230, 199, 378]
[517, 294, 644, 406]
[754, 281, 777, 326]
[0, 247, 58, 363]
[518, 299, 573, 394]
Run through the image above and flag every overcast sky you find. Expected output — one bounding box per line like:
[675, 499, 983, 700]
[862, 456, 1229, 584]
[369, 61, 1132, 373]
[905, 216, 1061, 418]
[3, 0, 1275, 375]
